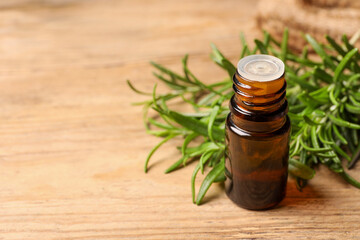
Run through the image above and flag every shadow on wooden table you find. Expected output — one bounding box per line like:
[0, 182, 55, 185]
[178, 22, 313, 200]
[279, 179, 325, 208]
[198, 178, 325, 208]
[200, 182, 226, 205]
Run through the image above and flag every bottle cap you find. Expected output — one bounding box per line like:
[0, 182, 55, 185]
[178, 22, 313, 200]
[237, 54, 285, 82]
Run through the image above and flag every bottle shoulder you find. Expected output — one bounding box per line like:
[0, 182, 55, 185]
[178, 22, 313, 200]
[226, 114, 291, 139]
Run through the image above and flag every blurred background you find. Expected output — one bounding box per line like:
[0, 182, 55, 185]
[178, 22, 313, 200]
[2, 0, 358, 82]
[0, 0, 359, 239]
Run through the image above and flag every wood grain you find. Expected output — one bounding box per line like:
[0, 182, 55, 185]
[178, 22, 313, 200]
[0, 0, 359, 239]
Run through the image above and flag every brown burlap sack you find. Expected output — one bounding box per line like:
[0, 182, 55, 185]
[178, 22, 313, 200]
[257, 0, 360, 51]
[301, 0, 360, 8]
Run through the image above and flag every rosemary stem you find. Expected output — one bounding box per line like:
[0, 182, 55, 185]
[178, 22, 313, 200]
[339, 171, 360, 189]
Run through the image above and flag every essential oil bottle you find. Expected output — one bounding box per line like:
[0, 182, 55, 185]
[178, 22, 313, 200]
[225, 54, 291, 210]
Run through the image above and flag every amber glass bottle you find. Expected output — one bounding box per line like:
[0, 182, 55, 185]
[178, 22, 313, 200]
[225, 55, 290, 210]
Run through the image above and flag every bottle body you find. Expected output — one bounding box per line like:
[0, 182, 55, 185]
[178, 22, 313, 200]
[225, 112, 290, 210]
[225, 55, 290, 210]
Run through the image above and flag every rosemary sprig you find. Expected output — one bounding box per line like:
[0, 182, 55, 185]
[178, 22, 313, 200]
[128, 29, 360, 204]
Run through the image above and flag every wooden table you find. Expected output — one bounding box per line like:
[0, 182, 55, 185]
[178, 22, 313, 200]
[0, 0, 359, 239]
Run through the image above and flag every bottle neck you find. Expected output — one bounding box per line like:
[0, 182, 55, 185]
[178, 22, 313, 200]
[229, 71, 288, 133]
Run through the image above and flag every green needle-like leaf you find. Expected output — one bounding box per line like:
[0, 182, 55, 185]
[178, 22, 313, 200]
[210, 43, 236, 78]
[181, 133, 199, 156]
[127, 80, 152, 95]
[345, 103, 360, 114]
[334, 48, 359, 82]
[165, 155, 189, 174]
[145, 134, 178, 173]
[196, 159, 225, 205]
[280, 28, 288, 61]
[289, 158, 315, 180]
[169, 110, 225, 141]
[208, 105, 220, 142]
[300, 138, 332, 152]
[255, 39, 268, 54]
[326, 35, 346, 56]
[332, 125, 348, 145]
[329, 114, 360, 130]
[306, 34, 336, 69]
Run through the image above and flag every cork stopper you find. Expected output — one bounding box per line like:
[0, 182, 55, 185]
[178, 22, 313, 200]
[237, 54, 285, 82]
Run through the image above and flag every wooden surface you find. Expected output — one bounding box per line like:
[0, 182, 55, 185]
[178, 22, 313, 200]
[0, 0, 359, 239]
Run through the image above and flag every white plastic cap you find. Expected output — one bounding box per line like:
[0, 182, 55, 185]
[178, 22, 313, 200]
[237, 54, 285, 82]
